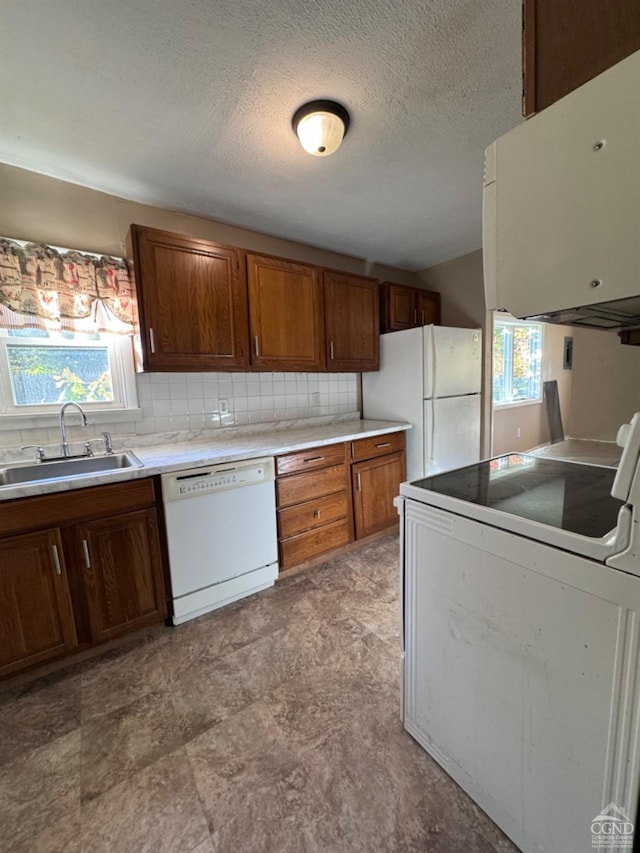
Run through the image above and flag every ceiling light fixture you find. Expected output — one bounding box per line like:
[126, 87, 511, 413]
[292, 100, 350, 157]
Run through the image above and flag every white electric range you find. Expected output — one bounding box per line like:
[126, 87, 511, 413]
[396, 413, 640, 853]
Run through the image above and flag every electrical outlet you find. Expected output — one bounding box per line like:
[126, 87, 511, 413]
[311, 391, 321, 406]
[219, 399, 229, 415]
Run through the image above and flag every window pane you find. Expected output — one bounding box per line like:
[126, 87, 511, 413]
[493, 319, 542, 405]
[493, 324, 508, 403]
[6, 345, 114, 405]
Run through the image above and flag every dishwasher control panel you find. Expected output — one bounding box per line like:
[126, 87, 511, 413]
[161, 457, 275, 502]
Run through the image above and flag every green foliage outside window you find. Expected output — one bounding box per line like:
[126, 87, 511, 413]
[7, 344, 114, 405]
[493, 318, 542, 405]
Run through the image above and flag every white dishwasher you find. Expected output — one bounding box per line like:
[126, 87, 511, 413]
[161, 457, 279, 625]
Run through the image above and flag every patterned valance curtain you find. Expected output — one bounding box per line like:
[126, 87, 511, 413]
[0, 238, 137, 334]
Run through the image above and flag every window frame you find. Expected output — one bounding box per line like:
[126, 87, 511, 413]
[0, 330, 138, 419]
[492, 315, 544, 409]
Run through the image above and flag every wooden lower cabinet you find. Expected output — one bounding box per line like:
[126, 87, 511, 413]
[0, 529, 77, 678]
[276, 443, 351, 571]
[352, 451, 406, 539]
[73, 509, 164, 642]
[276, 431, 407, 571]
[0, 480, 166, 680]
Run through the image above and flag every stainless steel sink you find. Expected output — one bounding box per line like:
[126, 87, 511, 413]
[0, 452, 144, 487]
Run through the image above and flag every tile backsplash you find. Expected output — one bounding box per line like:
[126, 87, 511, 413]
[0, 371, 359, 450]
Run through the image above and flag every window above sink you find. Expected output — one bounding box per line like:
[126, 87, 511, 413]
[0, 237, 139, 427]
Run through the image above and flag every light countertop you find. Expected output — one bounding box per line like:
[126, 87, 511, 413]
[0, 417, 411, 501]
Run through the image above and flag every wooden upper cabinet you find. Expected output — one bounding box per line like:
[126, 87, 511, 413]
[324, 270, 379, 372]
[523, 0, 640, 116]
[386, 283, 415, 331]
[416, 289, 441, 327]
[130, 225, 249, 371]
[381, 283, 441, 333]
[247, 253, 325, 371]
[0, 529, 77, 678]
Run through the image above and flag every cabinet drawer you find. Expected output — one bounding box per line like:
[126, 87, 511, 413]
[278, 490, 348, 539]
[276, 464, 347, 509]
[276, 442, 345, 476]
[0, 479, 157, 537]
[350, 431, 405, 462]
[280, 518, 351, 570]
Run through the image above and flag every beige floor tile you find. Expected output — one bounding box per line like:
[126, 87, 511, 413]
[80, 635, 169, 722]
[80, 748, 209, 853]
[81, 689, 184, 802]
[0, 669, 81, 768]
[0, 730, 80, 850]
[3, 810, 81, 853]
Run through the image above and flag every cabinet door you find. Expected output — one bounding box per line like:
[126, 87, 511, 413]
[76, 509, 166, 642]
[522, 0, 640, 116]
[324, 271, 379, 371]
[247, 254, 325, 371]
[415, 289, 441, 327]
[131, 225, 249, 371]
[385, 283, 416, 332]
[0, 529, 77, 677]
[352, 452, 406, 539]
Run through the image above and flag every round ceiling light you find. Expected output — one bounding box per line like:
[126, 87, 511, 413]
[292, 100, 350, 157]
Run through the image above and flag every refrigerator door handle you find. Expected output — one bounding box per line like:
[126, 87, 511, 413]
[430, 327, 437, 399]
[429, 397, 437, 470]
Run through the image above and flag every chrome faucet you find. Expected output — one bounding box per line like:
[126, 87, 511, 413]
[59, 402, 88, 457]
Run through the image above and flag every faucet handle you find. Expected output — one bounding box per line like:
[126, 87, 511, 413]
[102, 432, 113, 455]
[22, 444, 46, 462]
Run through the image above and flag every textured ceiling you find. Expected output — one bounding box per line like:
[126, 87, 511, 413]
[1, 0, 522, 271]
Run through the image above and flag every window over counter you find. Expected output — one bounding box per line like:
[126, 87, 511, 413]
[493, 315, 543, 406]
[0, 238, 138, 420]
[0, 329, 136, 415]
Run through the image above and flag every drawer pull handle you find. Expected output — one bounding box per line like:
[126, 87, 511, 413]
[314, 509, 321, 519]
[376, 442, 391, 448]
[82, 539, 92, 570]
[254, 335, 260, 357]
[149, 327, 156, 354]
[329, 340, 335, 360]
[304, 456, 324, 463]
[357, 472, 362, 492]
[51, 544, 61, 576]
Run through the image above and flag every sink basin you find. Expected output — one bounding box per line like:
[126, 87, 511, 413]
[0, 452, 144, 487]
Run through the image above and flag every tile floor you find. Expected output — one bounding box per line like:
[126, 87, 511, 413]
[0, 535, 518, 852]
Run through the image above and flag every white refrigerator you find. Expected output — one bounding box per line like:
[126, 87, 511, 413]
[362, 325, 482, 481]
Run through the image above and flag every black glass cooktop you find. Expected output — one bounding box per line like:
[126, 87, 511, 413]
[411, 454, 623, 538]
